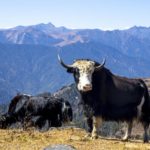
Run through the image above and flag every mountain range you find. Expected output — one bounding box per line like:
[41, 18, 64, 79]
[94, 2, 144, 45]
[0, 22, 150, 104]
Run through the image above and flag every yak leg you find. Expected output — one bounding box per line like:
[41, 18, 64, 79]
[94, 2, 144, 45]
[142, 122, 149, 143]
[123, 121, 132, 141]
[84, 117, 93, 138]
[91, 116, 102, 139]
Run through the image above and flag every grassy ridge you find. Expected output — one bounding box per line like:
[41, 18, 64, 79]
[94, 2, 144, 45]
[0, 128, 149, 150]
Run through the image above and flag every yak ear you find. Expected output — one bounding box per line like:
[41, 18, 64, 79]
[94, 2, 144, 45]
[67, 68, 74, 73]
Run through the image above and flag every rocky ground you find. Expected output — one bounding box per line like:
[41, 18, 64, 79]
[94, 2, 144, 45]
[0, 127, 150, 150]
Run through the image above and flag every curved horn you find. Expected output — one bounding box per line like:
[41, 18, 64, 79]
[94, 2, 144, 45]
[95, 58, 106, 71]
[58, 53, 73, 69]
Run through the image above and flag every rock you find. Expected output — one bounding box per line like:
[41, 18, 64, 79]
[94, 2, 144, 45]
[43, 144, 76, 150]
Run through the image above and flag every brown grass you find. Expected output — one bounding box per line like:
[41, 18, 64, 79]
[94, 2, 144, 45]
[0, 128, 150, 150]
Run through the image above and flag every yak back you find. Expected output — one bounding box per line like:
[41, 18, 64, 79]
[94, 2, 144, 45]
[24, 96, 63, 117]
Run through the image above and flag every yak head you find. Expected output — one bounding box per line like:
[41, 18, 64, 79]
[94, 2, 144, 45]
[58, 54, 105, 92]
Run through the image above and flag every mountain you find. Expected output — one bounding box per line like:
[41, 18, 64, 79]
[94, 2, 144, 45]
[0, 23, 150, 104]
[0, 23, 150, 60]
[1, 23, 150, 59]
[0, 23, 78, 46]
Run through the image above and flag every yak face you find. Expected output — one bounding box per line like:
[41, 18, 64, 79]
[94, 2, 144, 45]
[58, 54, 106, 92]
[68, 60, 95, 92]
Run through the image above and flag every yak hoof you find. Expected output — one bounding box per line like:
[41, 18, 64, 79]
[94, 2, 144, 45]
[122, 136, 129, 141]
[122, 138, 129, 142]
[143, 137, 149, 143]
[122, 134, 131, 141]
[91, 134, 98, 140]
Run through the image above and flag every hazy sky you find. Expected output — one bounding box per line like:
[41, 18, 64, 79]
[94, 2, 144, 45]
[0, 0, 150, 30]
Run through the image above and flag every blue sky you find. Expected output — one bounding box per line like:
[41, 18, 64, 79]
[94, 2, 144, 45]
[0, 0, 150, 30]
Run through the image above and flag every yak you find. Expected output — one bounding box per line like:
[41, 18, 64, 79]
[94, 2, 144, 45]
[0, 94, 72, 130]
[58, 54, 150, 143]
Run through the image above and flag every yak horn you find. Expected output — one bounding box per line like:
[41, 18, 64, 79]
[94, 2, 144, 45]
[58, 54, 73, 69]
[95, 58, 106, 71]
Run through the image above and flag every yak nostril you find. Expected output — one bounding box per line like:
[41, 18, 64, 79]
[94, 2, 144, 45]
[83, 84, 92, 90]
[86, 84, 92, 88]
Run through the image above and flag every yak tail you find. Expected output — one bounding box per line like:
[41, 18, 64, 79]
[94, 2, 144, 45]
[140, 79, 150, 118]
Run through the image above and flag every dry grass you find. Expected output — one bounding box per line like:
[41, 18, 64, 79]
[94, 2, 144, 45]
[0, 128, 150, 150]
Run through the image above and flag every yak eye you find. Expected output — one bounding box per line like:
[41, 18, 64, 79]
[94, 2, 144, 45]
[67, 67, 79, 74]
[74, 68, 79, 73]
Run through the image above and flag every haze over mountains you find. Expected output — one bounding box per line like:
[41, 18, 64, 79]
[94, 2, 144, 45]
[0, 22, 150, 103]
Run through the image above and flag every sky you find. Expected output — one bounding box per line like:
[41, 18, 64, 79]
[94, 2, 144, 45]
[0, 0, 150, 30]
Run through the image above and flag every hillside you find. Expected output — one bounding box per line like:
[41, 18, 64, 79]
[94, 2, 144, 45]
[0, 128, 149, 150]
[0, 23, 150, 104]
[0, 44, 71, 103]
